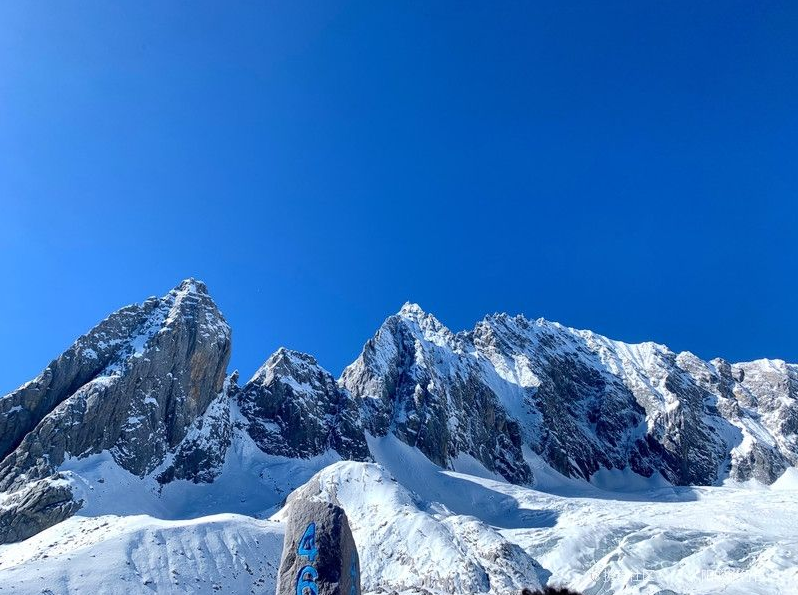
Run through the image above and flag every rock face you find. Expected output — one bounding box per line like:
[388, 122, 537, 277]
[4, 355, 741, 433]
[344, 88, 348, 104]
[155, 388, 234, 485]
[0, 279, 232, 542]
[0, 476, 81, 545]
[342, 304, 798, 486]
[238, 348, 369, 461]
[341, 304, 531, 484]
[275, 497, 361, 595]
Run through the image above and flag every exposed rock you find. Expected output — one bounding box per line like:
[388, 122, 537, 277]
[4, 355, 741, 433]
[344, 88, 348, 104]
[342, 305, 798, 486]
[0, 300, 162, 463]
[340, 304, 531, 484]
[0, 279, 231, 542]
[0, 476, 82, 544]
[239, 348, 369, 461]
[155, 388, 233, 484]
[276, 497, 361, 595]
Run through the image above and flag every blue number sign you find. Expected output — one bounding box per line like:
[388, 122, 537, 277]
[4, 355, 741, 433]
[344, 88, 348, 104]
[296, 522, 319, 595]
[349, 555, 358, 595]
[296, 565, 319, 595]
[297, 522, 318, 562]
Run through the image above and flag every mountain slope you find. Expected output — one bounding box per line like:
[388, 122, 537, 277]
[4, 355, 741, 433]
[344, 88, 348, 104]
[0, 279, 231, 543]
[342, 304, 798, 487]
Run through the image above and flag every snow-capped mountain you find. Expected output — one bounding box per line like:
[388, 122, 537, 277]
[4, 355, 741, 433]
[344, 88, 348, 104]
[343, 303, 797, 487]
[0, 280, 796, 595]
[0, 279, 232, 543]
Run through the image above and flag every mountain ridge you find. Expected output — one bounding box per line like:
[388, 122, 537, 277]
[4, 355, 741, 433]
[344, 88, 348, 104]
[0, 280, 796, 548]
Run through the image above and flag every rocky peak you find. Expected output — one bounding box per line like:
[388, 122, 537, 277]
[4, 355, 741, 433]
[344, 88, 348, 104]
[174, 277, 209, 294]
[0, 279, 232, 543]
[397, 301, 426, 318]
[341, 307, 532, 484]
[393, 302, 457, 348]
[344, 305, 798, 488]
[239, 349, 369, 461]
[249, 347, 322, 387]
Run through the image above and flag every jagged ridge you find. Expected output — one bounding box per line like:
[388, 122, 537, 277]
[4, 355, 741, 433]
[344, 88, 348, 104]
[0, 284, 796, 548]
[342, 304, 798, 487]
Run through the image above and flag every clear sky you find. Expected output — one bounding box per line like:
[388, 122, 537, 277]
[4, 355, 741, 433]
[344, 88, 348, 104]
[1, 2, 796, 394]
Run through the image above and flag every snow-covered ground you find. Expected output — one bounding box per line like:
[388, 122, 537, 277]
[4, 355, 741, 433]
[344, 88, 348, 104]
[0, 514, 283, 595]
[367, 434, 798, 595]
[0, 437, 796, 594]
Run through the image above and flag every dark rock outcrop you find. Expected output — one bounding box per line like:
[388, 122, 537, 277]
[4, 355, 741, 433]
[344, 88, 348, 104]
[0, 476, 81, 544]
[238, 348, 369, 461]
[155, 389, 234, 484]
[340, 304, 532, 484]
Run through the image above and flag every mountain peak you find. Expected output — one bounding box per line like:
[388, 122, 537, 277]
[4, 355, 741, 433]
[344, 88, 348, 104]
[267, 347, 320, 370]
[249, 347, 322, 385]
[397, 301, 427, 319]
[172, 277, 209, 296]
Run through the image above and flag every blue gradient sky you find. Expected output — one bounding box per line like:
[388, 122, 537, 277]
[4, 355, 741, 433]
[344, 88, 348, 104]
[1, 2, 797, 393]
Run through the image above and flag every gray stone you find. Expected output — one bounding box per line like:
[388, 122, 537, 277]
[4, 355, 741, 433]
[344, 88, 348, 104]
[0, 475, 82, 544]
[276, 498, 361, 595]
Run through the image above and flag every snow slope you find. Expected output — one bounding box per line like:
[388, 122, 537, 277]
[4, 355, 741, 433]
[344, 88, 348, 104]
[0, 514, 283, 595]
[58, 430, 340, 521]
[1, 438, 796, 594]
[365, 435, 798, 595]
[272, 459, 548, 594]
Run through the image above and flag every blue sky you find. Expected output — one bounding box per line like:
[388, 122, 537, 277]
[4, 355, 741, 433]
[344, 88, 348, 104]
[1, 1, 796, 393]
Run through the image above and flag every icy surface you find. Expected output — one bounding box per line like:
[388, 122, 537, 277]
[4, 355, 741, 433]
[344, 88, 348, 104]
[363, 437, 798, 595]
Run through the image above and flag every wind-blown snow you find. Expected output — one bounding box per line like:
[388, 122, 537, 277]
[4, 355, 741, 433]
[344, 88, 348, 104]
[0, 514, 283, 595]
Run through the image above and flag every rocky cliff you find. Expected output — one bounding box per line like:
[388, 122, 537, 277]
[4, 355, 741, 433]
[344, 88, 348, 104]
[0, 279, 231, 542]
[238, 348, 369, 461]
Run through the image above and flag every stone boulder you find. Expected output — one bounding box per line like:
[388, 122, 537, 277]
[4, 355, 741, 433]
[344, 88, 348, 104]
[276, 498, 361, 595]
